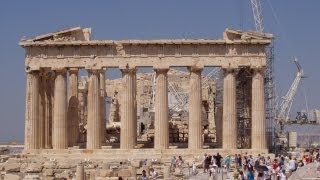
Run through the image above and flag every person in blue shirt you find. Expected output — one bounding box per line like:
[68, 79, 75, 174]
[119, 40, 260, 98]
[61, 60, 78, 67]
[247, 169, 255, 180]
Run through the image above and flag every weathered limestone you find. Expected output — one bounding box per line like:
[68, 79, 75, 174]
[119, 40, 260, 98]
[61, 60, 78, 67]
[25, 71, 40, 150]
[21, 28, 272, 154]
[76, 163, 85, 180]
[222, 68, 237, 149]
[154, 68, 169, 149]
[251, 68, 267, 150]
[120, 68, 136, 149]
[44, 72, 53, 149]
[53, 69, 68, 149]
[39, 72, 45, 148]
[188, 67, 203, 149]
[87, 70, 101, 149]
[100, 69, 106, 144]
[68, 68, 79, 146]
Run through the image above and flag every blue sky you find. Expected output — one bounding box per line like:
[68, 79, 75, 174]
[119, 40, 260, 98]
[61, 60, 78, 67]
[0, 1, 319, 142]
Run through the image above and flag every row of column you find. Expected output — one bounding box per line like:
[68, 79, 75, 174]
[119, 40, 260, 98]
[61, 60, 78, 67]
[25, 66, 266, 150]
[25, 68, 107, 150]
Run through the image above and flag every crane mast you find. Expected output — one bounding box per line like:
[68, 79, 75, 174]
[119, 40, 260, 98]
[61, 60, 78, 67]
[250, 0, 264, 33]
[278, 59, 304, 122]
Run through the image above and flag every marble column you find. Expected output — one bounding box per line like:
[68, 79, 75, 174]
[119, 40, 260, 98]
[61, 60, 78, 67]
[25, 71, 40, 150]
[53, 69, 68, 149]
[87, 70, 101, 149]
[120, 68, 136, 149]
[188, 67, 203, 149]
[68, 68, 79, 146]
[38, 72, 45, 148]
[99, 68, 106, 144]
[251, 68, 267, 149]
[154, 68, 169, 149]
[44, 72, 53, 149]
[222, 68, 237, 149]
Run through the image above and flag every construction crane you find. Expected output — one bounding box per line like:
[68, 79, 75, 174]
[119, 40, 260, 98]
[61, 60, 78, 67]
[277, 58, 305, 123]
[250, 0, 264, 33]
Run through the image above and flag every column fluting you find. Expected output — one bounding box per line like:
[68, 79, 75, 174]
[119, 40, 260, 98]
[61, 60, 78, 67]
[154, 68, 169, 149]
[87, 70, 101, 149]
[24, 71, 40, 150]
[222, 68, 237, 149]
[251, 68, 267, 149]
[120, 68, 136, 149]
[188, 67, 203, 149]
[53, 69, 68, 149]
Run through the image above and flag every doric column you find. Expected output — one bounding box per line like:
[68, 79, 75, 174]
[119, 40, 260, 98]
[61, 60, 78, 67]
[251, 68, 267, 149]
[38, 71, 45, 149]
[25, 71, 40, 150]
[154, 68, 169, 149]
[53, 69, 68, 149]
[100, 68, 107, 144]
[120, 67, 136, 149]
[188, 67, 203, 149]
[222, 68, 237, 149]
[44, 71, 53, 149]
[68, 68, 79, 146]
[87, 70, 101, 149]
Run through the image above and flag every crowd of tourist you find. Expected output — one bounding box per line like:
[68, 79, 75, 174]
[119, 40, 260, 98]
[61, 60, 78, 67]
[135, 148, 320, 179]
[197, 148, 320, 179]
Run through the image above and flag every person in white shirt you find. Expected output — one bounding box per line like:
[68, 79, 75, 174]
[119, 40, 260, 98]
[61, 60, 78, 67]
[280, 169, 287, 180]
[149, 168, 158, 180]
[288, 156, 296, 176]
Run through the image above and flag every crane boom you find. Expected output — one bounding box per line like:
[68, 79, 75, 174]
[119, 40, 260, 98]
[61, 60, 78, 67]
[277, 58, 304, 122]
[250, 0, 264, 32]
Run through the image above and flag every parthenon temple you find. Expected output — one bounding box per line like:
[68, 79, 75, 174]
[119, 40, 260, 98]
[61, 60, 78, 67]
[20, 27, 273, 157]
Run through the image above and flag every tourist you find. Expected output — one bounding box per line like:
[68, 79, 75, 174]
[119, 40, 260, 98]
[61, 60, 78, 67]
[288, 156, 296, 176]
[225, 155, 231, 172]
[192, 161, 198, 175]
[238, 154, 242, 168]
[176, 156, 183, 174]
[204, 155, 212, 173]
[149, 168, 158, 180]
[239, 170, 245, 180]
[272, 159, 279, 180]
[215, 153, 222, 173]
[247, 169, 255, 180]
[316, 157, 320, 178]
[202, 153, 207, 172]
[140, 170, 149, 180]
[170, 156, 176, 172]
[279, 169, 287, 180]
[234, 154, 239, 168]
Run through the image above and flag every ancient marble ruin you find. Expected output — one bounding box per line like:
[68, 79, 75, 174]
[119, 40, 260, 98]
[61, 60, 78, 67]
[6, 27, 273, 179]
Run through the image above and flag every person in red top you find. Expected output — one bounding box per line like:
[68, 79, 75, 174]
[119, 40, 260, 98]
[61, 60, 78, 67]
[272, 159, 279, 180]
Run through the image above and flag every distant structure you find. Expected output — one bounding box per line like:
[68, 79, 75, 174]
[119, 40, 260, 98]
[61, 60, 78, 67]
[19, 27, 272, 157]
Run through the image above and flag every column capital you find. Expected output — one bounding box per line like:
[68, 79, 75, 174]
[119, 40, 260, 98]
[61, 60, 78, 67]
[252, 67, 265, 75]
[154, 68, 169, 73]
[53, 68, 67, 75]
[188, 66, 203, 72]
[68, 68, 79, 74]
[87, 69, 100, 75]
[120, 67, 136, 74]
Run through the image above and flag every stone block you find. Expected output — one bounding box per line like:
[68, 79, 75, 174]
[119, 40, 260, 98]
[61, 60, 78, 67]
[98, 169, 113, 177]
[43, 161, 56, 169]
[130, 160, 141, 168]
[23, 174, 40, 180]
[25, 163, 43, 173]
[57, 162, 71, 169]
[4, 163, 21, 172]
[43, 168, 54, 177]
[4, 174, 20, 180]
[118, 169, 131, 177]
